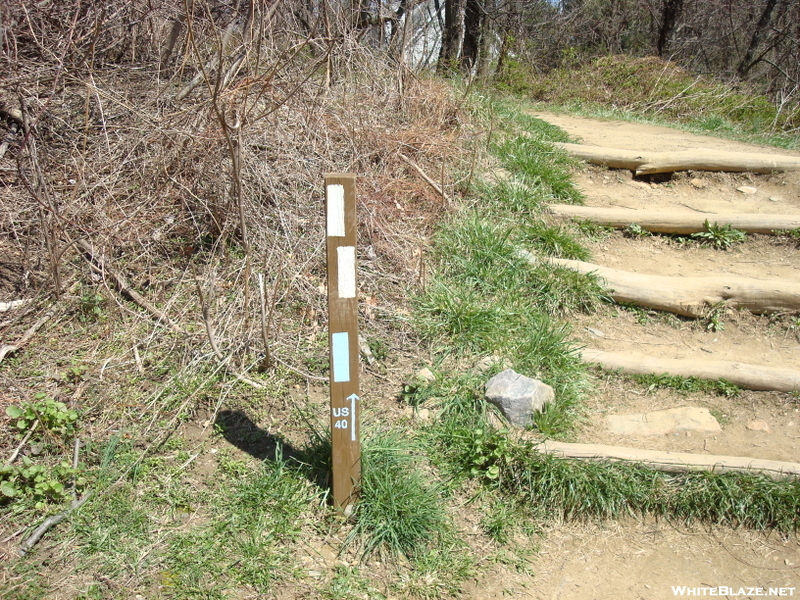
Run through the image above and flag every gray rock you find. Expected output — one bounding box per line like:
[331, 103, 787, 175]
[737, 185, 758, 195]
[607, 407, 721, 436]
[690, 178, 707, 189]
[484, 369, 555, 428]
[416, 367, 436, 383]
[473, 355, 511, 374]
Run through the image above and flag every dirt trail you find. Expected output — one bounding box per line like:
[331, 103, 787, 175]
[465, 112, 800, 600]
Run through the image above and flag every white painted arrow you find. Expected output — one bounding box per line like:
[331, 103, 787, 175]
[347, 394, 359, 441]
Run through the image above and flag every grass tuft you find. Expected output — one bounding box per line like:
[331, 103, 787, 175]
[346, 430, 452, 561]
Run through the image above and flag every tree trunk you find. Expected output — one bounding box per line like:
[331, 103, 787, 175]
[656, 0, 683, 56]
[554, 142, 800, 174]
[580, 348, 800, 393]
[537, 440, 800, 479]
[461, 0, 484, 74]
[518, 251, 800, 317]
[437, 0, 462, 72]
[159, 16, 184, 74]
[737, 0, 779, 77]
[545, 205, 800, 234]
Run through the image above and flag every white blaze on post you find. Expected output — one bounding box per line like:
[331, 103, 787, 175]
[326, 184, 345, 237]
[337, 246, 356, 299]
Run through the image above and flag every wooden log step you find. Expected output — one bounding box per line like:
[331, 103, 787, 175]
[580, 348, 800, 393]
[546, 204, 800, 235]
[537, 440, 800, 479]
[518, 250, 800, 317]
[554, 142, 800, 175]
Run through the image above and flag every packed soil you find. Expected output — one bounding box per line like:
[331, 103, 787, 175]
[465, 111, 800, 599]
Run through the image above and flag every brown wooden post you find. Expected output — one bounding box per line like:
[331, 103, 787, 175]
[325, 173, 361, 511]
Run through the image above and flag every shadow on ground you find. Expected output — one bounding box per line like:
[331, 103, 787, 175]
[214, 409, 331, 490]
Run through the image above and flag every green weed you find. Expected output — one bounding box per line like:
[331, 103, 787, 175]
[0, 459, 86, 508]
[575, 219, 613, 241]
[78, 289, 106, 322]
[690, 220, 746, 249]
[624, 223, 652, 238]
[629, 373, 741, 398]
[6, 393, 79, 440]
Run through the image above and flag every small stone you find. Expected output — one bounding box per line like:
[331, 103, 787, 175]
[768, 196, 781, 202]
[585, 327, 606, 338]
[737, 186, 758, 195]
[690, 178, 707, 189]
[416, 367, 436, 383]
[359, 335, 376, 365]
[473, 355, 511, 374]
[485, 369, 555, 428]
[415, 408, 431, 421]
[308, 570, 323, 578]
[745, 419, 772, 433]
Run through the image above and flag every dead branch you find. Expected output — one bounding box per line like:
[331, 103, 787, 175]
[0, 293, 71, 364]
[75, 239, 185, 334]
[19, 492, 92, 555]
[192, 269, 266, 390]
[399, 152, 450, 205]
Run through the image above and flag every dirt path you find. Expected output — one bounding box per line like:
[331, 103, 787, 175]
[467, 112, 800, 600]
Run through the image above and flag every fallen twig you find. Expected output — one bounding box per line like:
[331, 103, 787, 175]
[19, 492, 92, 555]
[193, 269, 266, 390]
[7, 420, 38, 465]
[0, 291, 71, 364]
[272, 355, 328, 382]
[0, 299, 32, 312]
[75, 239, 185, 334]
[398, 152, 451, 205]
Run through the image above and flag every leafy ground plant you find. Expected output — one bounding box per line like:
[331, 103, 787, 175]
[6, 393, 79, 440]
[2, 394, 83, 507]
[690, 220, 747, 249]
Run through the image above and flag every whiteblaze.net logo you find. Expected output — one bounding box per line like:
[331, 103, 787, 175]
[672, 587, 795, 597]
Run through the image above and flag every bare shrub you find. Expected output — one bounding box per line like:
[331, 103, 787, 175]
[0, 1, 471, 415]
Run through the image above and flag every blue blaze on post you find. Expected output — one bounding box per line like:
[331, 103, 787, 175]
[331, 331, 350, 382]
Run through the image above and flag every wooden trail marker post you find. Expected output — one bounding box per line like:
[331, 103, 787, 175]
[325, 174, 361, 511]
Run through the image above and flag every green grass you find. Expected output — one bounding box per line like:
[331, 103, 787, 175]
[345, 429, 453, 561]
[160, 449, 321, 598]
[429, 411, 800, 532]
[627, 373, 741, 398]
[522, 55, 799, 149]
[415, 107, 605, 436]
